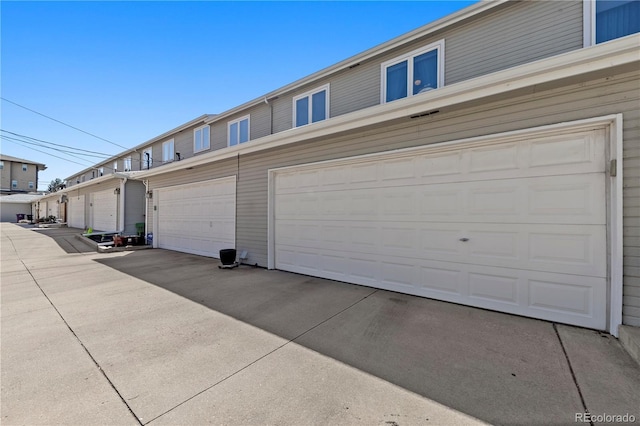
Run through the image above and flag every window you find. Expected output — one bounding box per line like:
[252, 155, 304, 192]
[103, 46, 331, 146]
[293, 85, 329, 127]
[81, 174, 85, 182]
[194, 125, 210, 153]
[28, 182, 34, 189]
[0, 161, 4, 169]
[592, 0, 640, 44]
[124, 157, 132, 172]
[99, 167, 104, 177]
[11, 180, 17, 188]
[113, 161, 118, 172]
[162, 139, 175, 163]
[228, 116, 250, 147]
[143, 148, 152, 170]
[381, 40, 444, 103]
[22, 164, 28, 171]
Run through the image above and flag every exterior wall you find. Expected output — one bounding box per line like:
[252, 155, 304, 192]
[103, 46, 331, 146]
[1, 161, 39, 193]
[213, 0, 583, 144]
[146, 68, 639, 325]
[0, 203, 32, 222]
[124, 180, 145, 234]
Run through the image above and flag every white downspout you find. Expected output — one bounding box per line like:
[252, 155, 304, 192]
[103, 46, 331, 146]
[119, 178, 127, 233]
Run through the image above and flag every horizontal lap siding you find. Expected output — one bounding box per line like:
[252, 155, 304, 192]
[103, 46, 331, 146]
[232, 69, 640, 325]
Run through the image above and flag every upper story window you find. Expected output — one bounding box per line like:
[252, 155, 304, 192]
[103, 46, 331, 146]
[113, 160, 118, 172]
[124, 157, 132, 172]
[28, 182, 34, 189]
[143, 148, 152, 170]
[381, 40, 444, 103]
[594, 0, 640, 44]
[293, 85, 329, 127]
[81, 174, 86, 182]
[11, 180, 17, 188]
[194, 125, 210, 153]
[228, 116, 250, 147]
[22, 164, 28, 171]
[98, 167, 104, 177]
[162, 139, 175, 163]
[0, 161, 4, 169]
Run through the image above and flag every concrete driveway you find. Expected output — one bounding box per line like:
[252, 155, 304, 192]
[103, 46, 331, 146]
[2, 224, 639, 425]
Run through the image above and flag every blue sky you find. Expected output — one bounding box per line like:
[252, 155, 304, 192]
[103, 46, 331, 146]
[2, 1, 475, 190]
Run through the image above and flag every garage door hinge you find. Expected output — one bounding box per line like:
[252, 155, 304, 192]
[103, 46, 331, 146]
[610, 159, 617, 177]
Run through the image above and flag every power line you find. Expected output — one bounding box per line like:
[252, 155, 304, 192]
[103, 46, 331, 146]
[1, 97, 130, 150]
[1, 136, 112, 159]
[1, 129, 116, 157]
[3, 138, 94, 167]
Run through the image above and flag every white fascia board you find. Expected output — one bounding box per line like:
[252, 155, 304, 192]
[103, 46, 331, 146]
[135, 35, 639, 180]
[204, 0, 508, 126]
[60, 172, 136, 194]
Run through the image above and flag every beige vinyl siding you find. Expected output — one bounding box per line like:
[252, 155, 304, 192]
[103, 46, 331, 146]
[229, 69, 640, 324]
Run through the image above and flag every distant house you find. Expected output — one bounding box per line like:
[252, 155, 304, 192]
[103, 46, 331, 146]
[0, 193, 40, 222]
[56, 0, 640, 336]
[0, 154, 46, 196]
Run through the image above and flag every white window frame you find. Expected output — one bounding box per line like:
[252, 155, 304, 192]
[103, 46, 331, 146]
[98, 167, 104, 176]
[584, 0, 639, 46]
[193, 124, 211, 153]
[81, 174, 85, 182]
[124, 157, 132, 172]
[380, 39, 445, 104]
[227, 115, 251, 147]
[292, 84, 330, 128]
[28, 181, 34, 189]
[0, 161, 4, 169]
[113, 160, 118, 172]
[143, 147, 153, 170]
[22, 164, 28, 172]
[162, 139, 175, 163]
[11, 180, 17, 188]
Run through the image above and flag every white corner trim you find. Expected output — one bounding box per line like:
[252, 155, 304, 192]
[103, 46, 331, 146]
[609, 113, 624, 337]
[583, 0, 595, 47]
[267, 170, 276, 270]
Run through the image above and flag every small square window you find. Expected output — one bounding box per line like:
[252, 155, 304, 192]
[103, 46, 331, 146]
[22, 164, 28, 172]
[228, 116, 250, 147]
[194, 125, 210, 153]
[11, 180, 17, 188]
[293, 85, 329, 128]
[0, 161, 4, 169]
[162, 139, 175, 162]
[381, 40, 444, 103]
[28, 182, 34, 189]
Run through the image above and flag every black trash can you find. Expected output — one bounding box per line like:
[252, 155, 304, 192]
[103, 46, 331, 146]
[219, 249, 237, 265]
[26, 215, 33, 221]
[16, 214, 25, 222]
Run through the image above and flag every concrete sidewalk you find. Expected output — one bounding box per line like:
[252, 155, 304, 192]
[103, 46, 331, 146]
[1, 224, 639, 425]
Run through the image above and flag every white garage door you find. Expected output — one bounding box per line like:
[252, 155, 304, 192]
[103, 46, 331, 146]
[156, 176, 236, 258]
[91, 189, 117, 232]
[68, 195, 85, 229]
[273, 128, 608, 330]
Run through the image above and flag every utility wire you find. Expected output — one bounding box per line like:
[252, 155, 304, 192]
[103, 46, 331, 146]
[1, 136, 112, 159]
[3, 138, 94, 167]
[1, 129, 116, 157]
[1, 97, 130, 150]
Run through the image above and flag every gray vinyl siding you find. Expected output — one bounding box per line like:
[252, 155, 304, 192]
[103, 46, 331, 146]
[445, 0, 583, 84]
[124, 180, 145, 234]
[216, 1, 584, 140]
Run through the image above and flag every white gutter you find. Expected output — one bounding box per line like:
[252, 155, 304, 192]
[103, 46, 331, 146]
[134, 34, 639, 179]
[204, 0, 508, 125]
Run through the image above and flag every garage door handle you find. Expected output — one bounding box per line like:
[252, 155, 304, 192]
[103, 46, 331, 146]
[459, 238, 469, 242]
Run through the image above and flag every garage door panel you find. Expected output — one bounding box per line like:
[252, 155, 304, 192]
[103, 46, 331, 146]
[273, 128, 608, 330]
[157, 177, 235, 258]
[276, 174, 605, 225]
[68, 196, 85, 229]
[91, 189, 117, 232]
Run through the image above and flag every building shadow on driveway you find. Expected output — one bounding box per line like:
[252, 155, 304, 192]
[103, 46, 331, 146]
[30, 227, 95, 254]
[93, 248, 633, 425]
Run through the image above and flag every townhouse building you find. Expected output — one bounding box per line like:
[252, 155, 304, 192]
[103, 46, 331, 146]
[47, 0, 640, 335]
[0, 154, 46, 196]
